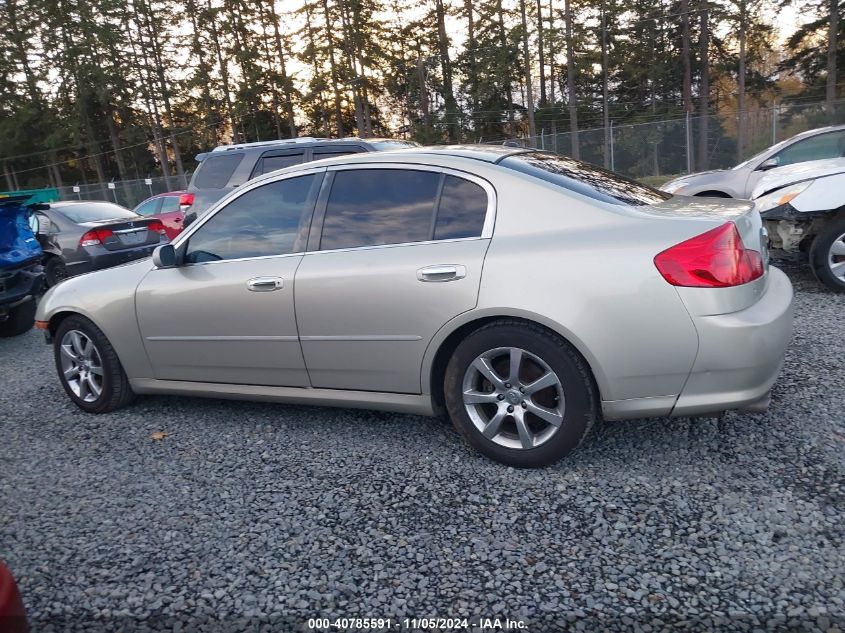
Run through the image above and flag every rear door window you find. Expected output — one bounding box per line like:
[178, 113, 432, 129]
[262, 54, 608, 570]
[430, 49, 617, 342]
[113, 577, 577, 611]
[312, 146, 365, 161]
[500, 151, 671, 206]
[319, 169, 440, 250]
[134, 198, 161, 217]
[434, 176, 488, 239]
[160, 197, 180, 213]
[254, 150, 306, 177]
[193, 153, 244, 189]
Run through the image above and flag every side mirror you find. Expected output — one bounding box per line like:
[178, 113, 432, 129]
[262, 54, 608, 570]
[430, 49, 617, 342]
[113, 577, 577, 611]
[757, 157, 779, 171]
[152, 244, 176, 268]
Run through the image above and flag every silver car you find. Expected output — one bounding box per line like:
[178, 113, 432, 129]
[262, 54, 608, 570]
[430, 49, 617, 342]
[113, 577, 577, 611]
[35, 146, 794, 468]
[662, 125, 845, 198]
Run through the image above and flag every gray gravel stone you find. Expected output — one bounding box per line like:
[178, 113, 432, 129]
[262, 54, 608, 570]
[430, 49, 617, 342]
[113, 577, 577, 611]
[1, 261, 844, 632]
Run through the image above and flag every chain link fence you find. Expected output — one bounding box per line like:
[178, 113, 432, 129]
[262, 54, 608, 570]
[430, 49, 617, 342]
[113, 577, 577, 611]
[485, 98, 845, 182]
[55, 174, 190, 209]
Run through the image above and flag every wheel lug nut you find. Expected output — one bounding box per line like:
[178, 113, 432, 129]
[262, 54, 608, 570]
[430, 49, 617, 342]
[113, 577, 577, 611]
[519, 387, 525, 393]
[504, 383, 511, 388]
[521, 401, 527, 408]
[497, 394, 505, 401]
[507, 405, 514, 413]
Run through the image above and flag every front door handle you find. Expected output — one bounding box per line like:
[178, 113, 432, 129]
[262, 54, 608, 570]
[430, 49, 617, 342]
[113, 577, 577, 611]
[247, 276, 284, 292]
[417, 264, 467, 283]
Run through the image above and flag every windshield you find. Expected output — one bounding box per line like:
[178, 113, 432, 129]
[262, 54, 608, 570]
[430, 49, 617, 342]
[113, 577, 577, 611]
[500, 151, 671, 206]
[55, 202, 137, 224]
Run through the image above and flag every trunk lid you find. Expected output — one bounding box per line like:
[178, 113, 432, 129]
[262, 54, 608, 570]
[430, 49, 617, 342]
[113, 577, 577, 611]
[80, 217, 163, 251]
[637, 195, 766, 264]
[0, 195, 42, 270]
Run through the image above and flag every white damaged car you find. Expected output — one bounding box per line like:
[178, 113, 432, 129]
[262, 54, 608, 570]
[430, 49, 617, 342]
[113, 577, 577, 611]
[753, 157, 845, 291]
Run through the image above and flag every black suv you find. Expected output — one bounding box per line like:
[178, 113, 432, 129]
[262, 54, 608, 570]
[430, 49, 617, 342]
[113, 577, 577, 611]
[187, 137, 417, 217]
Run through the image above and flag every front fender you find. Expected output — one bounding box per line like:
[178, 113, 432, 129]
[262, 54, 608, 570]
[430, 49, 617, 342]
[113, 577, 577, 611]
[36, 259, 154, 379]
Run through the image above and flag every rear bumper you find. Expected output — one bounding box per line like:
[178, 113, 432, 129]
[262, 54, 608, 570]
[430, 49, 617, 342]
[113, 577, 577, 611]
[67, 243, 158, 276]
[670, 266, 794, 416]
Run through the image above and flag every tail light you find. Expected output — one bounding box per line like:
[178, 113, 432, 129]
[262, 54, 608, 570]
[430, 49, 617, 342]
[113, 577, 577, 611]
[147, 220, 167, 235]
[79, 228, 113, 247]
[179, 193, 194, 207]
[654, 222, 764, 288]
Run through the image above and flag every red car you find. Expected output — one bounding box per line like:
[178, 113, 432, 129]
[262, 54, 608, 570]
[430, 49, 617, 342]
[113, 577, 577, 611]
[0, 561, 27, 633]
[132, 191, 194, 240]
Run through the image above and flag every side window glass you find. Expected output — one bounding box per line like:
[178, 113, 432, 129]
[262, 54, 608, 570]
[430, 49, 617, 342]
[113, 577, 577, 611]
[775, 132, 845, 166]
[185, 174, 320, 263]
[320, 169, 440, 250]
[135, 199, 160, 216]
[160, 197, 180, 213]
[434, 176, 489, 240]
[193, 153, 244, 189]
[259, 152, 305, 176]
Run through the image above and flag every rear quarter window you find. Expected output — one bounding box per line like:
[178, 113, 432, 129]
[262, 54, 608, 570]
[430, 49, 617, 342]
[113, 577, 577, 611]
[193, 153, 245, 189]
[500, 151, 671, 206]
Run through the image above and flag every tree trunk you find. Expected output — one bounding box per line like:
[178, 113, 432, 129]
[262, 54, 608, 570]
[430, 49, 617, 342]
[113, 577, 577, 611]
[697, 2, 710, 170]
[303, 0, 330, 135]
[186, 0, 217, 146]
[564, 0, 579, 158]
[417, 55, 432, 143]
[465, 0, 479, 133]
[601, 0, 610, 167]
[737, 0, 746, 163]
[267, 0, 298, 137]
[319, 0, 346, 137]
[520, 0, 537, 142]
[536, 0, 547, 106]
[681, 0, 693, 169]
[496, 0, 514, 134]
[436, 0, 460, 141]
[337, 0, 366, 135]
[548, 0, 555, 105]
[827, 0, 839, 118]
[206, 0, 240, 143]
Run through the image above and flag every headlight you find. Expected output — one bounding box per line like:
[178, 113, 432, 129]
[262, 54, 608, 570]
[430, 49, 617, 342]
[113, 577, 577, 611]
[661, 180, 688, 194]
[754, 181, 812, 213]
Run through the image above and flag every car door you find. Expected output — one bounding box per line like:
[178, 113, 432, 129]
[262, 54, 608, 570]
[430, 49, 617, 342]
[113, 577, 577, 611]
[251, 149, 307, 178]
[295, 165, 495, 393]
[155, 195, 185, 240]
[135, 171, 324, 386]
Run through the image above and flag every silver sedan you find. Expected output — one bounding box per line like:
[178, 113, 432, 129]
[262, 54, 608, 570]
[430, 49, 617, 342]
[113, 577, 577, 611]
[35, 146, 794, 467]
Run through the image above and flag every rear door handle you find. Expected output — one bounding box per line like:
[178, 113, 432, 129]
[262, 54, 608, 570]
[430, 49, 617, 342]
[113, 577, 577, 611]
[417, 265, 467, 283]
[247, 277, 284, 292]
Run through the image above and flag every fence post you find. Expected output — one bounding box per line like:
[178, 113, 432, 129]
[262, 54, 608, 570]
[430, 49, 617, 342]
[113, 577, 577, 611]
[609, 121, 615, 171]
[685, 112, 692, 174]
[772, 100, 778, 145]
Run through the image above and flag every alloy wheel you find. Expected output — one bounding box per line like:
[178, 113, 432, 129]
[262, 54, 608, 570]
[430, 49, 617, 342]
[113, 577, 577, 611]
[827, 232, 845, 282]
[59, 329, 104, 402]
[462, 347, 566, 450]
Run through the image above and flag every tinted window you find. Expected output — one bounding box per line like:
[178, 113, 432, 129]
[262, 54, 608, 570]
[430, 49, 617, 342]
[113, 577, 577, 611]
[774, 131, 845, 166]
[501, 152, 671, 206]
[193, 153, 244, 189]
[185, 174, 320, 263]
[160, 196, 180, 213]
[259, 152, 304, 175]
[434, 176, 488, 239]
[55, 202, 137, 224]
[134, 199, 160, 217]
[320, 169, 440, 250]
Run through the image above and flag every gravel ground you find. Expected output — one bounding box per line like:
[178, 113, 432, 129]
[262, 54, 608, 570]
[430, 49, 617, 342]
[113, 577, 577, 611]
[1, 261, 844, 633]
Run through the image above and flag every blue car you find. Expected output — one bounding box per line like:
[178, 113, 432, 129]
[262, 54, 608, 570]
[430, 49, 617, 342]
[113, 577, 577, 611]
[0, 195, 44, 336]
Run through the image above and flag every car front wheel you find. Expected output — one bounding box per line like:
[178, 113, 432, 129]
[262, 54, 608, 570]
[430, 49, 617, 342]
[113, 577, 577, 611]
[53, 315, 136, 413]
[444, 320, 598, 468]
[809, 214, 845, 292]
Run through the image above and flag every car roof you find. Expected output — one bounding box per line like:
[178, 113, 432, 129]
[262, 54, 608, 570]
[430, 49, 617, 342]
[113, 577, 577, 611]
[293, 144, 531, 167]
[48, 200, 123, 208]
[788, 124, 845, 141]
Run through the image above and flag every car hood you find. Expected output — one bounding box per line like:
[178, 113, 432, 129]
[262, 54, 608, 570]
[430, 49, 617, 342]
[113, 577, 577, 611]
[0, 195, 42, 271]
[661, 169, 729, 190]
[751, 158, 845, 198]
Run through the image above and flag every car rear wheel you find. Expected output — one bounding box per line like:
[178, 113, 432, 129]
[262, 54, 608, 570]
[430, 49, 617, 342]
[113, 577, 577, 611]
[444, 320, 598, 468]
[44, 257, 68, 287]
[0, 298, 36, 338]
[54, 315, 135, 413]
[809, 215, 845, 292]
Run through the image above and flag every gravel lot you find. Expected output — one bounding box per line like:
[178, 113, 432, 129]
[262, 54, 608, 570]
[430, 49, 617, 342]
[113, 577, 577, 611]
[1, 261, 844, 633]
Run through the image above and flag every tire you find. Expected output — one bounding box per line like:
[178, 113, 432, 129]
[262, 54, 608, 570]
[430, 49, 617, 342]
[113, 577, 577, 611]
[809, 214, 845, 292]
[0, 297, 36, 338]
[44, 257, 68, 287]
[444, 320, 599, 468]
[53, 314, 136, 413]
